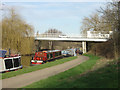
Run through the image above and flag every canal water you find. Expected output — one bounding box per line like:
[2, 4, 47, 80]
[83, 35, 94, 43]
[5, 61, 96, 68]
[21, 56, 32, 68]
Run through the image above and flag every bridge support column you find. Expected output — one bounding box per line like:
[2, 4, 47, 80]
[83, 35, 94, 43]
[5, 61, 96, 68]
[35, 40, 41, 52]
[82, 41, 87, 53]
[49, 41, 53, 50]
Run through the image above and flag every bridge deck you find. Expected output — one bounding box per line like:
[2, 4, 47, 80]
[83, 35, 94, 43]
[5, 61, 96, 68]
[35, 37, 108, 42]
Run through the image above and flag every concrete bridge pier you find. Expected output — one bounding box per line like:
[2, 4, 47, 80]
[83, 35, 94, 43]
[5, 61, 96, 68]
[82, 41, 87, 53]
[35, 40, 41, 52]
[49, 41, 53, 50]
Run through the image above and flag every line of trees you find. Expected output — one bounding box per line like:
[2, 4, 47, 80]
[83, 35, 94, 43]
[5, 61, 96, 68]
[81, 1, 120, 59]
[1, 8, 35, 55]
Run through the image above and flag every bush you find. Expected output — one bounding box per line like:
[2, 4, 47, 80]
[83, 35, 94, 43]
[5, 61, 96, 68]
[91, 40, 114, 59]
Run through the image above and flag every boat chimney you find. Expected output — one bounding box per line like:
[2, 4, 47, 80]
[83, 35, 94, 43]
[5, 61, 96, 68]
[9, 48, 11, 56]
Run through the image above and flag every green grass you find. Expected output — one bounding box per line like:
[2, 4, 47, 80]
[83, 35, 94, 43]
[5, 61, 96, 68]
[2, 56, 77, 79]
[23, 54, 101, 88]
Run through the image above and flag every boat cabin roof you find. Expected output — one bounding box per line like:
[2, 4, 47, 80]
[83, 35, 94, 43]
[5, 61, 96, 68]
[42, 50, 61, 53]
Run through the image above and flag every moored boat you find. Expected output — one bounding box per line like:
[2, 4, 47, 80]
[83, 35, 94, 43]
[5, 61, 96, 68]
[0, 50, 23, 73]
[31, 50, 62, 65]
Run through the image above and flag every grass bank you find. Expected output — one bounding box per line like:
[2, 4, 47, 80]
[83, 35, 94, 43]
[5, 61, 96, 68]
[2, 56, 77, 79]
[24, 54, 101, 88]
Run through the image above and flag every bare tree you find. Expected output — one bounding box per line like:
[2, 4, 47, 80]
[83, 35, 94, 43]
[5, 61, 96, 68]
[98, 1, 120, 59]
[80, 1, 120, 59]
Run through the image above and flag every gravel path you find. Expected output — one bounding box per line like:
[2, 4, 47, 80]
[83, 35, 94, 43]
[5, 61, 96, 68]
[2, 55, 89, 88]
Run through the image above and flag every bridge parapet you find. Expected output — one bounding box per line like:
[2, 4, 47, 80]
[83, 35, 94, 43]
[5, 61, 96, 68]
[36, 31, 113, 39]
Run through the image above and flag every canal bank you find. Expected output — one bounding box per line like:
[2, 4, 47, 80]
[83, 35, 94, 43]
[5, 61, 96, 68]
[2, 56, 77, 79]
[2, 55, 88, 88]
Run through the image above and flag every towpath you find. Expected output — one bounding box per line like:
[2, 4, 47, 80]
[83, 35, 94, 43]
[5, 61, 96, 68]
[2, 55, 89, 88]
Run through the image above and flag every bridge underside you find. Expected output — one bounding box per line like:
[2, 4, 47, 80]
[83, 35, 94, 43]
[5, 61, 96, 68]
[35, 37, 108, 54]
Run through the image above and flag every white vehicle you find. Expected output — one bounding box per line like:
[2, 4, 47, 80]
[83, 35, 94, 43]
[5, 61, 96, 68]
[59, 35, 69, 38]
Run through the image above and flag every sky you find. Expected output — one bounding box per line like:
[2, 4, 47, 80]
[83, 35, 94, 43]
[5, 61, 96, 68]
[2, 1, 108, 35]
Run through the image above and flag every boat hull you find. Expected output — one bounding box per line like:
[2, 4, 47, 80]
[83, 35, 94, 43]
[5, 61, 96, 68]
[0, 56, 23, 73]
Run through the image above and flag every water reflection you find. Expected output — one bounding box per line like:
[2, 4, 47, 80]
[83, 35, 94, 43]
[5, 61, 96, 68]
[21, 56, 32, 68]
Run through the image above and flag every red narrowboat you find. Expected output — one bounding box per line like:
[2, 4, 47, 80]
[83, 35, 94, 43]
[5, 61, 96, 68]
[31, 50, 62, 65]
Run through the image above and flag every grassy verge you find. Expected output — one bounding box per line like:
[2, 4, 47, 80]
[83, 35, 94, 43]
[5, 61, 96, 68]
[2, 56, 77, 79]
[63, 61, 118, 88]
[23, 54, 101, 88]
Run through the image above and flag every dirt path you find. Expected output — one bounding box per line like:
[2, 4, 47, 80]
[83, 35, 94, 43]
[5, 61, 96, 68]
[2, 55, 89, 88]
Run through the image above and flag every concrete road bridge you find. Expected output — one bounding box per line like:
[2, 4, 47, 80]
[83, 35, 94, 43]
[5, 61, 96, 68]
[35, 31, 113, 53]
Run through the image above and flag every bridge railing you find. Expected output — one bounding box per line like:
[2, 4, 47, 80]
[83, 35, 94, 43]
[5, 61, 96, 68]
[36, 33, 111, 39]
[36, 34, 60, 38]
[86, 34, 110, 39]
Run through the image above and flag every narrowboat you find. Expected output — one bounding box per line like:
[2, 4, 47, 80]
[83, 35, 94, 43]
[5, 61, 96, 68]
[31, 50, 62, 65]
[0, 50, 23, 73]
[62, 49, 76, 56]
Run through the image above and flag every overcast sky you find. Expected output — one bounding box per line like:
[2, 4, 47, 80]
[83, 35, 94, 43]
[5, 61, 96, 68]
[2, 1, 108, 35]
